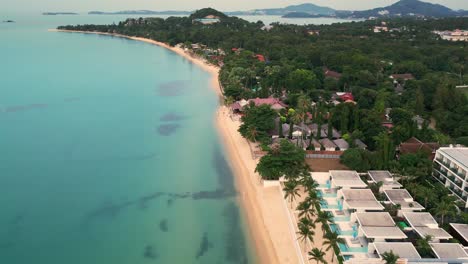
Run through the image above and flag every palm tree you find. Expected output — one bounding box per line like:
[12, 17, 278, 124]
[413, 185, 435, 208]
[432, 197, 457, 226]
[306, 190, 323, 210]
[297, 217, 315, 250]
[308, 247, 327, 264]
[368, 181, 383, 196]
[297, 94, 311, 123]
[301, 176, 319, 193]
[247, 125, 258, 142]
[416, 235, 433, 258]
[315, 211, 335, 232]
[381, 250, 399, 264]
[224, 96, 235, 107]
[297, 199, 316, 220]
[323, 231, 344, 262]
[291, 111, 304, 143]
[283, 180, 301, 209]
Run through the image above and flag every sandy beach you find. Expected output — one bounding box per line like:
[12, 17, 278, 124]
[50, 29, 300, 264]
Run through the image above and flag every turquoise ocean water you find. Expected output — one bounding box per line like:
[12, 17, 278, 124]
[0, 14, 256, 264]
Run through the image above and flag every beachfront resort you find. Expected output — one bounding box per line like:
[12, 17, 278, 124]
[38, 5, 468, 264]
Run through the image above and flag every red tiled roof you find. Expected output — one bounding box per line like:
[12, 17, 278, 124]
[324, 69, 342, 79]
[230, 102, 242, 111]
[399, 137, 439, 156]
[340, 93, 354, 101]
[249, 97, 287, 107]
[255, 54, 266, 62]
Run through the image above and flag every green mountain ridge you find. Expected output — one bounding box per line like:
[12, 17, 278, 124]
[87, 0, 467, 18]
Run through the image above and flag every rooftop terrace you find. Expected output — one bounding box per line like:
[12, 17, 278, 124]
[384, 189, 424, 210]
[341, 189, 384, 210]
[430, 243, 468, 259]
[356, 212, 407, 239]
[403, 212, 452, 240]
[370, 242, 421, 259]
[330, 170, 367, 188]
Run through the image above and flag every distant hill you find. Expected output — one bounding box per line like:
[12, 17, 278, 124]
[86, 1, 467, 19]
[348, 0, 460, 18]
[88, 10, 190, 15]
[190, 8, 228, 20]
[228, 3, 336, 16]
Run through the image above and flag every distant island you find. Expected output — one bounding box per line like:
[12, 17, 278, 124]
[42, 12, 78, 15]
[2, 20, 15, 23]
[229, 3, 336, 16]
[89, 10, 190, 15]
[282, 12, 324, 18]
[86, 0, 467, 19]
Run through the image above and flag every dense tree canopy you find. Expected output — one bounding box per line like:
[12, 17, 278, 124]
[59, 10, 467, 142]
[256, 139, 310, 180]
[238, 104, 277, 143]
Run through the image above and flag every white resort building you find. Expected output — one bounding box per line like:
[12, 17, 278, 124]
[433, 147, 468, 208]
[310, 170, 468, 264]
[434, 30, 468, 41]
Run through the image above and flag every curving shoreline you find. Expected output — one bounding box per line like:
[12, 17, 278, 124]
[49, 29, 297, 264]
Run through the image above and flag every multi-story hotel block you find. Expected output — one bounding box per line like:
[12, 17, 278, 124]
[432, 147, 468, 208]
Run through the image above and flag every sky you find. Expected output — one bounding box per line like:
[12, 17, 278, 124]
[3, 0, 468, 13]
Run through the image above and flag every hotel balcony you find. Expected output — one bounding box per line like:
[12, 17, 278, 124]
[435, 158, 467, 181]
[448, 185, 465, 201]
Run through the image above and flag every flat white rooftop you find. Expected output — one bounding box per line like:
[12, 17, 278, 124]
[356, 212, 407, 239]
[341, 189, 384, 210]
[384, 189, 424, 210]
[438, 147, 468, 169]
[371, 242, 421, 259]
[330, 170, 367, 188]
[310, 172, 331, 185]
[430, 243, 468, 259]
[368, 171, 402, 188]
[403, 212, 452, 240]
[450, 223, 468, 243]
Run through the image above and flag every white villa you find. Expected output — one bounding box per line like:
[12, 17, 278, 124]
[310, 170, 467, 264]
[402, 212, 452, 242]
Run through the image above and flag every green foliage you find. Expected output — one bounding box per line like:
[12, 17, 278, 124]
[416, 235, 434, 258]
[308, 248, 327, 264]
[374, 132, 395, 169]
[255, 139, 309, 180]
[238, 104, 276, 142]
[287, 69, 319, 93]
[390, 108, 413, 127]
[382, 250, 399, 264]
[340, 148, 373, 172]
[59, 12, 467, 152]
[283, 180, 301, 208]
[393, 152, 432, 181]
[189, 8, 228, 20]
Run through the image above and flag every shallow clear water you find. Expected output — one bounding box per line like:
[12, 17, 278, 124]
[0, 14, 255, 264]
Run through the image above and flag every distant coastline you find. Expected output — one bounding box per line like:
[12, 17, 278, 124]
[88, 10, 190, 15]
[43, 12, 78, 15]
[282, 12, 326, 18]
